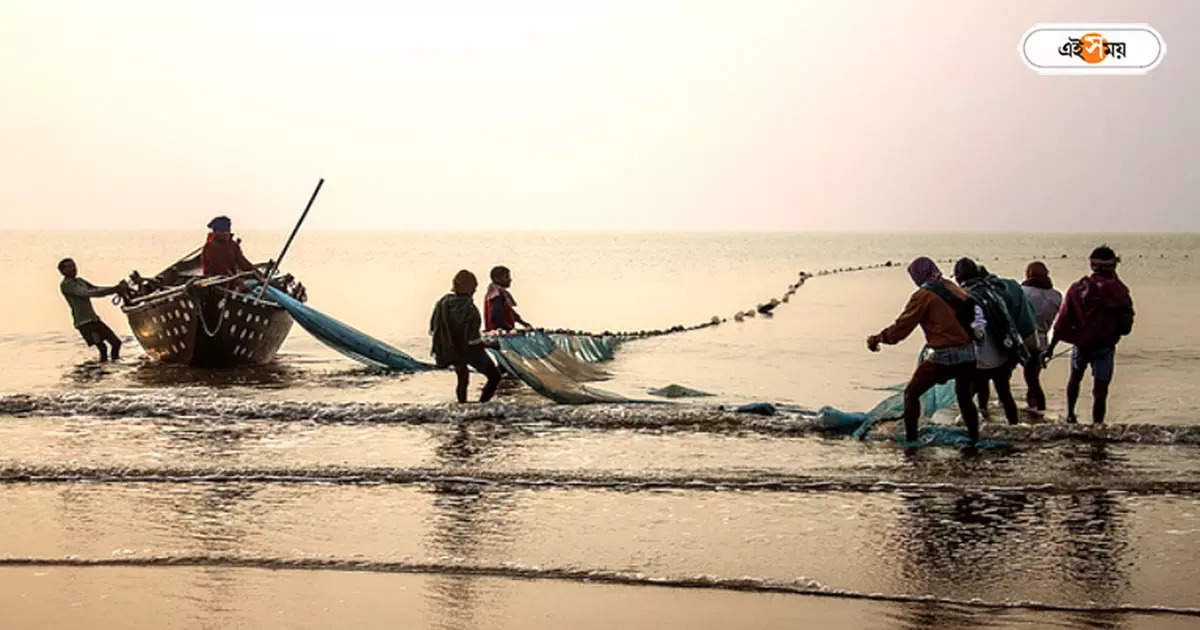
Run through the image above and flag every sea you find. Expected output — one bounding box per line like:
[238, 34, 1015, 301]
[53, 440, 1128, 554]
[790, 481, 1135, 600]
[0, 230, 1197, 629]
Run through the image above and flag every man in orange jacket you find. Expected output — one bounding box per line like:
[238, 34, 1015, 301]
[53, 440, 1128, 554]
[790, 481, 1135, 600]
[867, 257, 980, 446]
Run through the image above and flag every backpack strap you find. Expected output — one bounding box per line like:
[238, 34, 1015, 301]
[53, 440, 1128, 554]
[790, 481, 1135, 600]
[921, 281, 973, 336]
[922, 281, 961, 308]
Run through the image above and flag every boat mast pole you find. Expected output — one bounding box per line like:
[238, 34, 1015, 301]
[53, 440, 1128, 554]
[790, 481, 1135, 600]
[256, 178, 324, 300]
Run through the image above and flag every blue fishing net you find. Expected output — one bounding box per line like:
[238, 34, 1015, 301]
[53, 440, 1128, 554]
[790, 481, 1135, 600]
[488, 348, 634, 404]
[483, 331, 621, 363]
[815, 348, 1006, 448]
[735, 402, 777, 416]
[896, 426, 1007, 449]
[489, 332, 638, 404]
[551, 333, 621, 363]
[265, 294, 1001, 443]
[499, 332, 559, 358]
[265, 287, 434, 371]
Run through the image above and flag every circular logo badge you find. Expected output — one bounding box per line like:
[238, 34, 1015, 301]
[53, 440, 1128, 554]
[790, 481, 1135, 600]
[1078, 33, 1108, 63]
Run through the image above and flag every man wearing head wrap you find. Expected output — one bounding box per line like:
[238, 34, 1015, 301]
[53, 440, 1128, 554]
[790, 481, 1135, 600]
[1046, 246, 1134, 424]
[1021, 261, 1062, 413]
[201, 215, 259, 276]
[866, 256, 981, 447]
[953, 258, 1036, 425]
[430, 270, 502, 403]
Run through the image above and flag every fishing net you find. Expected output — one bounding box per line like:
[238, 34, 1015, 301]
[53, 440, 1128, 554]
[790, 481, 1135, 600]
[264, 257, 1014, 446]
[489, 332, 638, 404]
[814, 381, 959, 436]
[269, 283, 632, 401]
[552, 333, 621, 362]
[265, 287, 434, 371]
[500, 331, 621, 374]
[814, 348, 1007, 448]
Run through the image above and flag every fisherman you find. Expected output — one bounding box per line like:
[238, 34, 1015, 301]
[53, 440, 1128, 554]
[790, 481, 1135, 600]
[953, 258, 1035, 425]
[1045, 246, 1134, 424]
[484, 265, 532, 332]
[200, 216, 260, 277]
[57, 258, 125, 362]
[1021, 261, 1063, 414]
[430, 270, 503, 403]
[866, 257, 980, 447]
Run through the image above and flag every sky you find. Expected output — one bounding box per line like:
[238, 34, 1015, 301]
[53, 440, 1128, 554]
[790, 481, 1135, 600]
[0, 0, 1196, 232]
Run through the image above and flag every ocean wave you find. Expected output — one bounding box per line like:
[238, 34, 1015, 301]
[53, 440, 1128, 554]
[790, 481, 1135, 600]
[2, 464, 1198, 495]
[2, 392, 1199, 446]
[0, 554, 1195, 617]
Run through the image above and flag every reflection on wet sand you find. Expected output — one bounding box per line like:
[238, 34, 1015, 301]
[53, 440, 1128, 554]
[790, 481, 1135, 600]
[62, 360, 126, 386]
[892, 488, 1045, 630]
[60, 357, 311, 390]
[160, 482, 260, 629]
[55, 419, 266, 628]
[59, 355, 435, 396]
[426, 422, 521, 630]
[1061, 444, 1133, 630]
[886, 602, 986, 630]
[128, 360, 310, 389]
[887, 444, 1133, 630]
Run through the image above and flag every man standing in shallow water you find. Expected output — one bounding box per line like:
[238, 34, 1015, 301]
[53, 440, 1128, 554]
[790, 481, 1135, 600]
[1045, 246, 1135, 424]
[1021, 261, 1062, 415]
[430, 270, 503, 403]
[953, 258, 1035, 426]
[866, 257, 981, 446]
[57, 258, 125, 362]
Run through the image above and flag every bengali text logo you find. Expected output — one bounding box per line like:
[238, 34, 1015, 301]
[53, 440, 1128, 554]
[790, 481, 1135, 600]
[1021, 24, 1164, 75]
[1058, 33, 1126, 63]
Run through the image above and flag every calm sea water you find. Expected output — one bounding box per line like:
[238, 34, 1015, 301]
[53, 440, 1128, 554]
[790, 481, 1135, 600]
[1, 231, 1198, 628]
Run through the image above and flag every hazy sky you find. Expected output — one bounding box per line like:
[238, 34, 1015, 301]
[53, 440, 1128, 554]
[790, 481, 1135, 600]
[1, 1, 1196, 231]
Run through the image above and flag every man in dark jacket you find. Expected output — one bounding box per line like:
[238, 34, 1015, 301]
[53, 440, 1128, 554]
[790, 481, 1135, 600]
[1046, 246, 1134, 424]
[430, 270, 502, 403]
[954, 258, 1037, 425]
[867, 257, 980, 446]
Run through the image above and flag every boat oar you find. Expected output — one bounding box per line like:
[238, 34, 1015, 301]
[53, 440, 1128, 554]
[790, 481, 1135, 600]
[257, 178, 324, 299]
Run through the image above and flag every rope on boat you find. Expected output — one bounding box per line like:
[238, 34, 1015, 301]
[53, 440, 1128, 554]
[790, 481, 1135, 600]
[120, 271, 263, 311]
[196, 301, 226, 338]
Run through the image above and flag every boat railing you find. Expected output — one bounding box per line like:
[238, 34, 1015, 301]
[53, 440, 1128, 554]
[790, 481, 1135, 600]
[215, 284, 283, 308]
[122, 272, 263, 310]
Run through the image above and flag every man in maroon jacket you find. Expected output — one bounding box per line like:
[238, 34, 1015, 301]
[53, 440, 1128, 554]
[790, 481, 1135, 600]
[484, 266, 532, 333]
[201, 216, 260, 277]
[1045, 246, 1135, 424]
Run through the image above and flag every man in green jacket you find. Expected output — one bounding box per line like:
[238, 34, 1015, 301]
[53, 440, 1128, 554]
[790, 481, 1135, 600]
[58, 258, 125, 362]
[954, 259, 1037, 424]
[997, 271, 1038, 345]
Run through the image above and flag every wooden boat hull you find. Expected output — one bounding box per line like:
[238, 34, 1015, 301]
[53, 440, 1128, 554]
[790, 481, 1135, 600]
[123, 284, 293, 367]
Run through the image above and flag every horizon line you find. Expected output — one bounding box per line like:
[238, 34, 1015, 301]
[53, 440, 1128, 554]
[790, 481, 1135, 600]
[2, 228, 1198, 235]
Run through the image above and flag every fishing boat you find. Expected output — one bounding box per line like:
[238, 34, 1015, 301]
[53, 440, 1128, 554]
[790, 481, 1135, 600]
[115, 180, 324, 368]
[118, 254, 308, 368]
